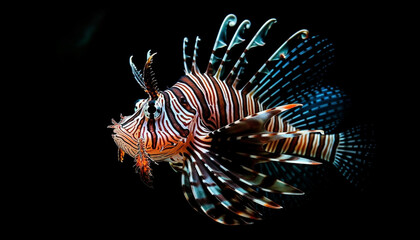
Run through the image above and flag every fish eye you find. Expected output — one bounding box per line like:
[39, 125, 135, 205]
[144, 100, 162, 120]
[180, 97, 188, 106]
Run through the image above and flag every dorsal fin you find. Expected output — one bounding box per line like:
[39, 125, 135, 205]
[183, 14, 277, 84]
[183, 37, 190, 74]
[242, 34, 335, 108]
[206, 14, 237, 75]
[226, 18, 277, 87]
[244, 29, 309, 87]
[213, 19, 251, 79]
[191, 36, 201, 75]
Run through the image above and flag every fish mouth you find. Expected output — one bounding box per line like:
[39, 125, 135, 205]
[140, 140, 183, 162]
[109, 118, 184, 161]
[109, 122, 139, 158]
[111, 133, 138, 158]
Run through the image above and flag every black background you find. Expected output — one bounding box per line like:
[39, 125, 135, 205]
[18, 2, 399, 238]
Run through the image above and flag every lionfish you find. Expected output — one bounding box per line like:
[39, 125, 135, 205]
[108, 14, 374, 225]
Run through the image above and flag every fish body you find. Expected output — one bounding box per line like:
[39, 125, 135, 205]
[109, 14, 374, 225]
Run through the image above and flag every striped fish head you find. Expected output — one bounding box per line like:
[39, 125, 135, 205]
[110, 89, 196, 163]
[109, 98, 149, 159]
[109, 52, 199, 187]
[134, 93, 191, 161]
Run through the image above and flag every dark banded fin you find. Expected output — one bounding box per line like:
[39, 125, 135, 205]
[182, 37, 190, 74]
[204, 106, 327, 194]
[234, 130, 324, 144]
[179, 139, 287, 224]
[214, 155, 304, 195]
[238, 165, 303, 194]
[207, 105, 325, 166]
[178, 106, 329, 224]
[268, 132, 340, 163]
[181, 167, 201, 214]
[197, 150, 282, 209]
[212, 19, 251, 80]
[179, 104, 329, 224]
[226, 18, 277, 87]
[255, 161, 330, 215]
[235, 152, 321, 165]
[190, 149, 263, 220]
[185, 160, 253, 225]
[206, 14, 238, 75]
[210, 104, 302, 137]
[191, 36, 201, 74]
[217, 130, 324, 167]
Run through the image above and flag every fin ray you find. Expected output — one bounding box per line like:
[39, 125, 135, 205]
[243, 35, 335, 107]
[186, 160, 252, 225]
[190, 148, 263, 220]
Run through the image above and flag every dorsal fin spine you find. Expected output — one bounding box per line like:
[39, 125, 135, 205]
[244, 30, 309, 89]
[206, 14, 237, 74]
[191, 36, 201, 74]
[228, 18, 277, 87]
[215, 20, 251, 79]
[183, 37, 190, 74]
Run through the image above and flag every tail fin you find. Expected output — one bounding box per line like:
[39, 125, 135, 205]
[333, 125, 375, 189]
